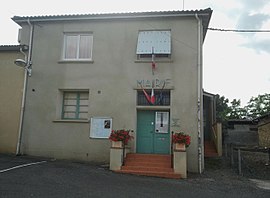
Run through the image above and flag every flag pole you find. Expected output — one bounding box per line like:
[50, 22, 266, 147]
[151, 47, 155, 75]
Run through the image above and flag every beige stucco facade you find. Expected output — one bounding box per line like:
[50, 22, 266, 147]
[258, 116, 270, 147]
[0, 47, 25, 153]
[13, 9, 212, 173]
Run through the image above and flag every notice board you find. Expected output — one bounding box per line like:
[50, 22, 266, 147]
[90, 117, 112, 138]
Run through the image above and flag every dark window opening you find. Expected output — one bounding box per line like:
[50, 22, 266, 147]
[137, 90, 170, 106]
[138, 54, 170, 58]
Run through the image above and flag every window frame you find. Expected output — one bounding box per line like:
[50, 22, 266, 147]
[62, 33, 93, 61]
[61, 91, 89, 120]
[137, 90, 171, 106]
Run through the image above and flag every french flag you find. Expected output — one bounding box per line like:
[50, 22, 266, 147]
[140, 82, 155, 105]
[150, 87, 155, 104]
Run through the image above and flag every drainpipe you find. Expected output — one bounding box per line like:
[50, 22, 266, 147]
[16, 19, 33, 155]
[195, 13, 203, 174]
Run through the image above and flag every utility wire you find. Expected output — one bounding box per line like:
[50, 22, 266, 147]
[208, 27, 270, 33]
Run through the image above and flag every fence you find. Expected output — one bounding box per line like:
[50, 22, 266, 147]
[225, 143, 270, 175]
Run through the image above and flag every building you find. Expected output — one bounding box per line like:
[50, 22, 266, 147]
[225, 119, 258, 146]
[0, 45, 26, 153]
[12, 8, 213, 173]
[257, 113, 270, 147]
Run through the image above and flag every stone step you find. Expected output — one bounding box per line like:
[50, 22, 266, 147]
[204, 141, 219, 157]
[124, 161, 172, 168]
[116, 153, 181, 179]
[115, 169, 181, 179]
[126, 153, 171, 161]
[121, 165, 173, 172]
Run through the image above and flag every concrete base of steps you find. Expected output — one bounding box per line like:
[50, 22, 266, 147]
[115, 169, 181, 179]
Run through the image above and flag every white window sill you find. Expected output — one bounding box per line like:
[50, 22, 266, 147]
[136, 106, 171, 110]
[58, 60, 94, 64]
[53, 119, 89, 123]
[134, 59, 173, 63]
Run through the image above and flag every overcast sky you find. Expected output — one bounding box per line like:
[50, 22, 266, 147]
[1, 0, 269, 106]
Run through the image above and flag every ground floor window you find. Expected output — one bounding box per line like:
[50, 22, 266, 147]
[62, 91, 89, 120]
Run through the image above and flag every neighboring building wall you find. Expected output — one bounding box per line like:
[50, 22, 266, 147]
[15, 12, 210, 172]
[225, 121, 258, 146]
[0, 48, 24, 153]
[258, 118, 270, 147]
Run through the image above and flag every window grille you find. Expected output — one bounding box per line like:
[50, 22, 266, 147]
[137, 90, 170, 106]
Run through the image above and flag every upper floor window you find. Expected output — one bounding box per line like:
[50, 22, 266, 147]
[136, 30, 171, 59]
[63, 33, 93, 61]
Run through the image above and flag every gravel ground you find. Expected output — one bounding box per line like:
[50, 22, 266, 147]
[201, 150, 270, 180]
[240, 151, 270, 180]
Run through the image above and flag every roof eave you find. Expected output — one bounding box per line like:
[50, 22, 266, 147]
[12, 9, 212, 40]
[12, 9, 212, 24]
[0, 45, 28, 52]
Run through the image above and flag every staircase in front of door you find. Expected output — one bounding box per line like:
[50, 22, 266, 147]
[114, 153, 181, 179]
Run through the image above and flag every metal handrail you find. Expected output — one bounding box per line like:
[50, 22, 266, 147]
[171, 131, 174, 168]
[212, 123, 217, 139]
[122, 141, 125, 166]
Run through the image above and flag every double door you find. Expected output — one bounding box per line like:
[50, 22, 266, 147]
[137, 110, 170, 154]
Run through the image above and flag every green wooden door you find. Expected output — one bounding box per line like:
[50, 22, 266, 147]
[137, 111, 170, 154]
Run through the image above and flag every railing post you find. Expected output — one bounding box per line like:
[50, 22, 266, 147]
[217, 123, 222, 156]
[122, 141, 125, 166]
[267, 148, 270, 166]
[238, 148, 242, 175]
[171, 131, 174, 168]
[225, 143, 228, 157]
[230, 143, 234, 166]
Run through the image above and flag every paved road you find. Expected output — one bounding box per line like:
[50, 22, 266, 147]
[0, 154, 269, 198]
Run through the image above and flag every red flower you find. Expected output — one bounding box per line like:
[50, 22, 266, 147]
[109, 129, 134, 145]
[172, 132, 191, 147]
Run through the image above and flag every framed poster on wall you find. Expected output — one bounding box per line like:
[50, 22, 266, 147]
[90, 117, 112, 138]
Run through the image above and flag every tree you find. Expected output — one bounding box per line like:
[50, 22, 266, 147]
[246, 93, 270, 119]
[215, 94, 230, 123]
[228, 99, 247, 119]
[215, 93, 270, 121]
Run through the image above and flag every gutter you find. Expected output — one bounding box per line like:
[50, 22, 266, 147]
[195, 13, 203, 174]
[16, 19, 33, 155]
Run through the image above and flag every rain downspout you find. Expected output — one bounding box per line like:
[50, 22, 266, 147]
[195, 13, 203, 174]
[16, 19, 33, 155]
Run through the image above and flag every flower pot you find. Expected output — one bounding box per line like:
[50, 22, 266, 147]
[175, 143, 186, 151]
[111, 141, 123, 148]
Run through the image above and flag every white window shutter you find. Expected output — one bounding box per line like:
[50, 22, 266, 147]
[136, 31, 171, 54]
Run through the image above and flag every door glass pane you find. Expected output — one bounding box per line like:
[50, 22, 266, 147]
[155, 112, 169, 133]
